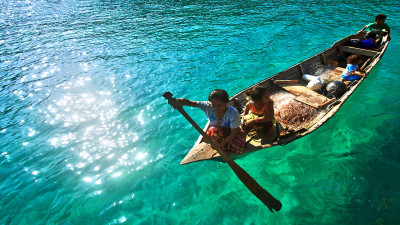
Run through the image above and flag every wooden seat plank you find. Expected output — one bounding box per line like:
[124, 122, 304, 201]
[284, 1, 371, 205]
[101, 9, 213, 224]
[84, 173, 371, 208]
[340, 46, 378, 57]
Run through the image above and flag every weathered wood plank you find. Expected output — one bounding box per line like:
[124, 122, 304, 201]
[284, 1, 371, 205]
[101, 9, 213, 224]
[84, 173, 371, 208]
[340, 46, 378, 57]
[327, 67, 345, 81]
[277, 84, 310, 96]
[180, 142, 218, 165]
[294, 90, 333, 108]
[273, 80, 299, 84]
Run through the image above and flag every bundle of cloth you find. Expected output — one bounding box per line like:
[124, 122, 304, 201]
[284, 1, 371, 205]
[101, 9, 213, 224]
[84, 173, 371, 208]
[302, 74, 323, 91]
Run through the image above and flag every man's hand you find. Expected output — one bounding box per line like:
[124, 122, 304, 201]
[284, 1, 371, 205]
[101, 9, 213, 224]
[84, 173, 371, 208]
[169, 98, 185, 109]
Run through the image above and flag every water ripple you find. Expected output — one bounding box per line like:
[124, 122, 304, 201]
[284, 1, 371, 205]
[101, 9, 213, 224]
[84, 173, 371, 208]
[1, 0, 400, 224]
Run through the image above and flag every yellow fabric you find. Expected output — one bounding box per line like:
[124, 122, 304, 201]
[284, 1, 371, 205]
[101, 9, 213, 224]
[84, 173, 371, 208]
[243, 111, 258, 121]
[243, 111, 277, 126]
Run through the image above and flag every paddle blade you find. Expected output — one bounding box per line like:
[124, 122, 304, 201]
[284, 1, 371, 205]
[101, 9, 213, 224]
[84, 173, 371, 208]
[162, 91, 173, 100]
[227, 160, 282, 212]
[254, 187, 283, 212]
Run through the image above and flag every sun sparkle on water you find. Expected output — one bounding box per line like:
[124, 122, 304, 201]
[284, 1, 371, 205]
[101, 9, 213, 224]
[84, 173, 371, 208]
[15, 63, 157, 189]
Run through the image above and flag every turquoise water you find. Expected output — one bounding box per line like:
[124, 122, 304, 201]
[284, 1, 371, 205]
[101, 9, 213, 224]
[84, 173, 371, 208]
[1, 0, 400, 224]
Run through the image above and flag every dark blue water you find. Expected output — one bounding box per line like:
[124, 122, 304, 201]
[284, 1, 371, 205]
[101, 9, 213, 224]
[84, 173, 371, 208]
[1, 0, 400, 224]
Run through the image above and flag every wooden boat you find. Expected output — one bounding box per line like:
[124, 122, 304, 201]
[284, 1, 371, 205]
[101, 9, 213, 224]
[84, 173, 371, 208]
[181, 32, 390, 165]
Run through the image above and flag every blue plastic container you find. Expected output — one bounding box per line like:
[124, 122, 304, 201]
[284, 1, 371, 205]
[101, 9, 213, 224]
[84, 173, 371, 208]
[359, 39, 375, 49]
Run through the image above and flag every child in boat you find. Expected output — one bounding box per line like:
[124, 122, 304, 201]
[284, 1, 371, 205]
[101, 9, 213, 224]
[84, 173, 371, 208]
[170, 89, 245, 153]
[341, 54, 365, 82]
[241, 86, 275, 135]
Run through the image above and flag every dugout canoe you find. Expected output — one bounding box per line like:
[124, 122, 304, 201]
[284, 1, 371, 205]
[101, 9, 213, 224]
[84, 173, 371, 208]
[181, 32, 390, 165]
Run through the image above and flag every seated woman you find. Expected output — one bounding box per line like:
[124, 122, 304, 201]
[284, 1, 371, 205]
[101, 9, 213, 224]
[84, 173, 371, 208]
[170, 89, 245, 154]
[241, 86, 275, 136]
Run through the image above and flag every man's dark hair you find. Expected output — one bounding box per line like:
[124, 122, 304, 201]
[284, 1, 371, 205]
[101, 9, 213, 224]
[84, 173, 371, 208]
[375, 14, 387, 21]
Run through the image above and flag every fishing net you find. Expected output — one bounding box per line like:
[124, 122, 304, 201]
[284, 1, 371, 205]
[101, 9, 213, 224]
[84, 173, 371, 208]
[305, 62, 345, 83]
[271, 93, 319, 131]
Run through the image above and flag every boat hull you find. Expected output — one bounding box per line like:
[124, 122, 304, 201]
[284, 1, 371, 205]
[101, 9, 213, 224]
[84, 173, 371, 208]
[181, 33, 390, 165]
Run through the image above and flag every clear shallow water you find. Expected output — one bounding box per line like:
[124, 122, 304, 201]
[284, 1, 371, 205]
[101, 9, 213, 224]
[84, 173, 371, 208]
[1, 0, 400, 224]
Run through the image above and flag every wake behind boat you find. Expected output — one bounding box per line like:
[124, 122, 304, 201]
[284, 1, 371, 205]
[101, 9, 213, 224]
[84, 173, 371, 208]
[181, 32, 390, 165]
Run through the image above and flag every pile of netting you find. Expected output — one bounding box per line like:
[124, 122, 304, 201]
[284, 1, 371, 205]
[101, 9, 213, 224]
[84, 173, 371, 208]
[271, 93, 319, 131]
[306, 62, 339, 83]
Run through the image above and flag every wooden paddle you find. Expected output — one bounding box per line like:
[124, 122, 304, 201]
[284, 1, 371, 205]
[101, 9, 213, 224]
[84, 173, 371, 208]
[162, 92, 282, 212]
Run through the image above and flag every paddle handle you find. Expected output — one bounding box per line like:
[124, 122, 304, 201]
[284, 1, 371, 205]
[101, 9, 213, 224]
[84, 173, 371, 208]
[163, 92, 282, 212]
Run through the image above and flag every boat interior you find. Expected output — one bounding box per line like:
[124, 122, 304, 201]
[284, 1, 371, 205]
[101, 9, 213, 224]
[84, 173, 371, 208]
[181, 32, 389, 164]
